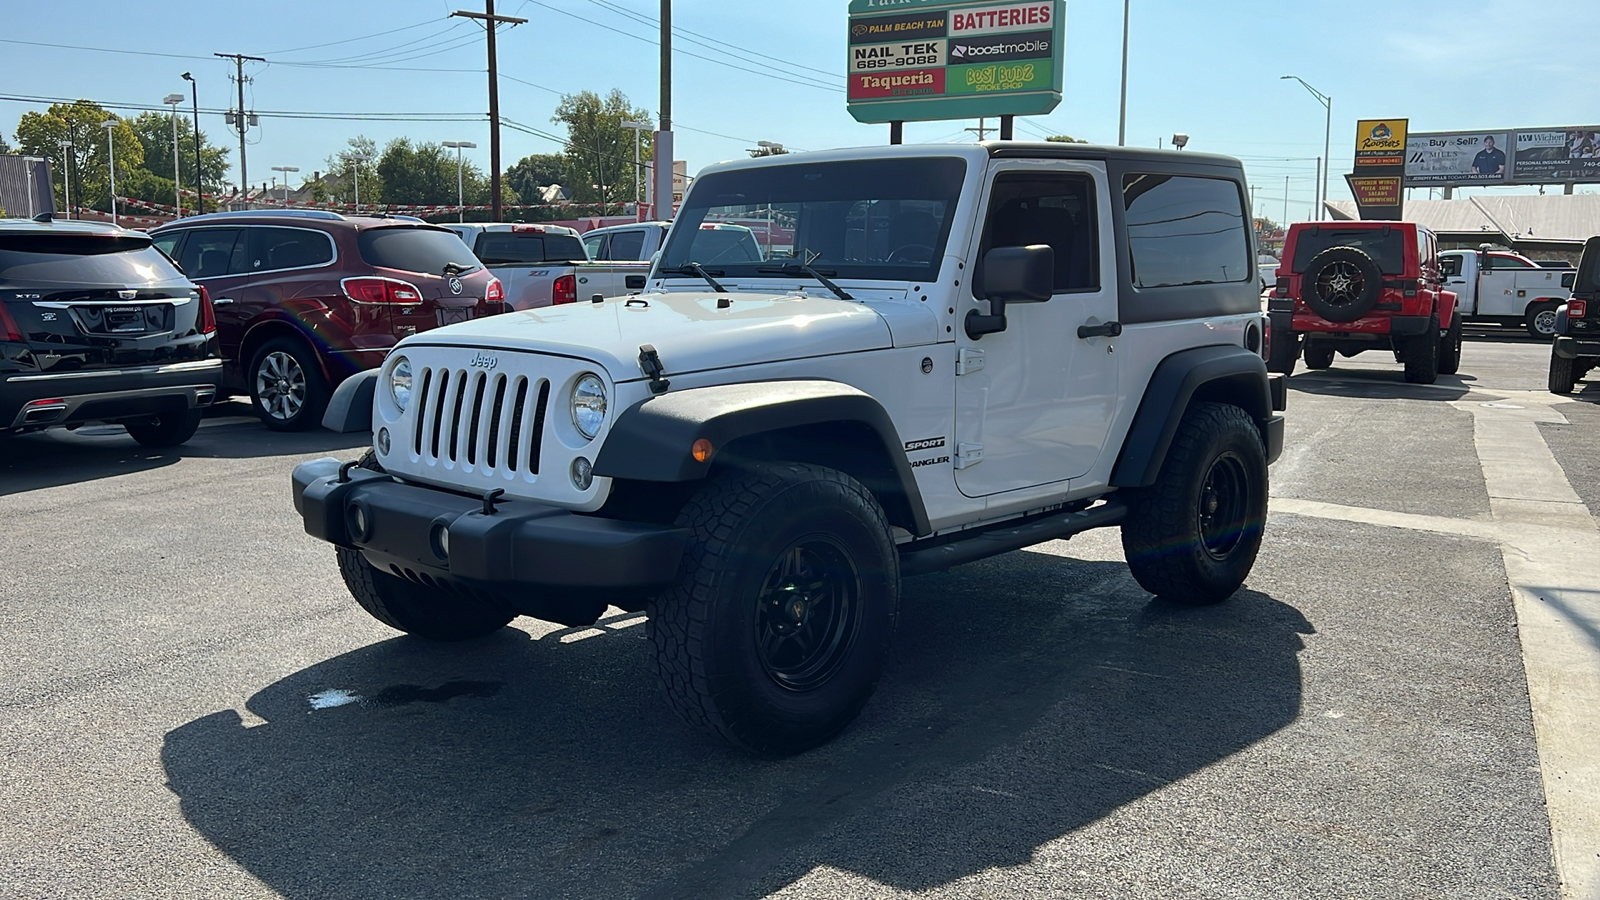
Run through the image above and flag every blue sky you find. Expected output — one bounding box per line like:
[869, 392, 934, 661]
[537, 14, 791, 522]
[3, 0, 1594, 218]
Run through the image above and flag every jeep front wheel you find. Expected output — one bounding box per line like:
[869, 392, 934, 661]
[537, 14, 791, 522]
[1121, 402, 1267, 605]
[648, 462, 899, 755]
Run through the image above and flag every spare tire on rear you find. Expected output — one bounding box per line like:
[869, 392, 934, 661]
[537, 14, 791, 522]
[1301, 246, 1383, 323]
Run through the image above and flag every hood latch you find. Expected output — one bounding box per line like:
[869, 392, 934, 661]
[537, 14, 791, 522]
[638, 344, 671, 395]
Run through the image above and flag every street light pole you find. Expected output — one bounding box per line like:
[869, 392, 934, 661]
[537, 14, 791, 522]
[1117, 0, 1130, 146]
[164, 93, 185, 217]
[102, 119, 118, 226]
[181, 72, 203, 214]
[271, 166, 299, 206]
[57, 139, 72, 219]
[1282, 75, 1331, 215]
[442, 141, 477, 222]
[621, 121, 650, 215]
[342, 153, 371, 214]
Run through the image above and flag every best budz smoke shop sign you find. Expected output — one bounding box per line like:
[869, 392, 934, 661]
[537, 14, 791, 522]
[846, 0, 1065, 124]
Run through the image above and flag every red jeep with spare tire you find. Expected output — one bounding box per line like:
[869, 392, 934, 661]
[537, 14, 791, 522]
[1266, 221, 1460, 384]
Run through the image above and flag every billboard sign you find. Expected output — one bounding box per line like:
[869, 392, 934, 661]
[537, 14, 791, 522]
[1354, 120, 1408, 168]
[1405, 132, 1510, 185]
[1349, 119, 1407, 220]
[1508, 128, 1600, 183]
[846, 0, 1064, 124]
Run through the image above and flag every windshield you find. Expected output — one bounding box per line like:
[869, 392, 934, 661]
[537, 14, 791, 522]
[660, 157, 968, 282]
[357, 227, 479, 275]
[0, 234, 188, 286]
[1291, 228, 1406, 275]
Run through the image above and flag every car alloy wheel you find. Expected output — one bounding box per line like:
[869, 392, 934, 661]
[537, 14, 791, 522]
[256, 350, 307, 422]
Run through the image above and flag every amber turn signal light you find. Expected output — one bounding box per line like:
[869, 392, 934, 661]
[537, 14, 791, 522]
[691, 438, 714, 463]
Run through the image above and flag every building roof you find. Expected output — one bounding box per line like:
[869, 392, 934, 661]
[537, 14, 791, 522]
[1326, 194, 1600, 247]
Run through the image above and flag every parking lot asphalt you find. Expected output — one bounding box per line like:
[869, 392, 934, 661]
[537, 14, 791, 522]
[0, 334, 1592, 899]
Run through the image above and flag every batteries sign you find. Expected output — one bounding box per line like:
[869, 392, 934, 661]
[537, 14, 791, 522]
[846, 0, 1064, 124]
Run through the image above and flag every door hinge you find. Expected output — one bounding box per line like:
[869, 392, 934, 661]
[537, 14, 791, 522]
[953, 442, 984, 469]
[956, 348, 985, 375]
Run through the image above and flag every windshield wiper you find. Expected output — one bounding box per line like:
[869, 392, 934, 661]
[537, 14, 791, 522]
[757, 258, 854, 301]
[665, 262, 728, 293]
[442, 261, 475, 276]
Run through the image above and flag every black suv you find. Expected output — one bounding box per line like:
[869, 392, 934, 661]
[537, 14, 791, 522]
[149, 210, 502, 431]
[1, 217, 221, 447]
[1550, 235, 1600, 394]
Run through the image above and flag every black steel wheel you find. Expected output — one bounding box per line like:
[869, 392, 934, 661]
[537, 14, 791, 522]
[1301, 247, 1383, 322]
[648, 462, 898, 755]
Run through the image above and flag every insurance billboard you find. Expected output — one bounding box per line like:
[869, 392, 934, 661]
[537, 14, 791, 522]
[846, 0, 1065, 124]
[1404, 128, 1600, 186]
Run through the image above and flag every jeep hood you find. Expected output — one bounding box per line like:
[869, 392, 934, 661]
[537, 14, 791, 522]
[402, 290, 895, 382]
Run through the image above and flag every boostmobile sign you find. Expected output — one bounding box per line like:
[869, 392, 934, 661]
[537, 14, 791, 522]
[846, 0, 1065, 124]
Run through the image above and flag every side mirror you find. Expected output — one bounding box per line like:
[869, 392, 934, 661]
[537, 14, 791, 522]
[966, 244, 1054, 338]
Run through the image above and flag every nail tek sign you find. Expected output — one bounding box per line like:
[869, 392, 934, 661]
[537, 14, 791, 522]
[847, 0, 1064, 124]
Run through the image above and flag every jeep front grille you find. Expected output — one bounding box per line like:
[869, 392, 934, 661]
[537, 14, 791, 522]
[412, 366, 550, 475]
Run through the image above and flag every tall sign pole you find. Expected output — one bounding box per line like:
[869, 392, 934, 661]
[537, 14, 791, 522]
[452, 2, 527, 222]
[654, 0, 674, 219]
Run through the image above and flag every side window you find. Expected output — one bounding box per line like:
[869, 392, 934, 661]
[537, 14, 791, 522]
[607, 229, 646, 261]
[1122, 174, 1250, 288]
[151, 232, 183, 262]
[177, 228, 244, 279]
[249, 227, 334, 272]
[1441, 255, 1462, 278]
[583, 233, 607, 260]
[977, 172, 1099, 293]
[1492, 254, 1535, 269]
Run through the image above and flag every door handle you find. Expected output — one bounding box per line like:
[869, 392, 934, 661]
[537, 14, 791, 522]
[1077, 321, 1122, 339]
[212, 297, 235, 306]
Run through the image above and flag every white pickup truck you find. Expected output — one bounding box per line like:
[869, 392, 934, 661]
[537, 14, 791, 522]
[1440, 247, 1577, 339]
[445, 222, 652, 310]
[582, 220, 765, 263]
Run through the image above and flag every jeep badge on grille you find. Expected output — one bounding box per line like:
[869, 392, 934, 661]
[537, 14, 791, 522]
[469, 352, 498, 369]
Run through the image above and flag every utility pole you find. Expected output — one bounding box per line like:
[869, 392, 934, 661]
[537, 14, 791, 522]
[654, 0, 674, 220]
[965, 118, 991, 141]
[215, 53, 264, 209]
[452, 1, 526, 222]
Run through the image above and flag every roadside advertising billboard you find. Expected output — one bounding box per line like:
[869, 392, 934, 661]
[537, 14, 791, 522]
[1349, 119, 1408, 220]
[1403, 128, 1600, 187]
[846, 0, 1065, 124]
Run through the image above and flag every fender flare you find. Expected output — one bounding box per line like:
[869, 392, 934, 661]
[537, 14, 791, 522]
[593, 380, 932, 536]
[322, 369, 377, 433]
[1110, 345, 1279, 488]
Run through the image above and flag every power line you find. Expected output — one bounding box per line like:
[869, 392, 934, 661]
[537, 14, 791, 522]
[577, 0, 845, 85]
[0, 37, 479, 73]
[0, 92, 484, 122]
[265, 18, 446, 55]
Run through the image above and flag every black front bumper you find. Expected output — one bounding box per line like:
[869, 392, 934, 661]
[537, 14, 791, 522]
[1554, 335, 1600, 360]
[291, 458, 689, 601]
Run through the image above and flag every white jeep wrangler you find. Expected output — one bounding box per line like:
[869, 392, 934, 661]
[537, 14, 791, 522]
[293, 143, 1286, 755]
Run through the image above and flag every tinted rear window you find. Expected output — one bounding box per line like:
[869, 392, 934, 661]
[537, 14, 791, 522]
[474, 232, 585, 264]
[0, 234, 188, 286]
[1122, 174, 1251, 288]
[357, 227, 478, 275]
[1292, 228, 1406, 275]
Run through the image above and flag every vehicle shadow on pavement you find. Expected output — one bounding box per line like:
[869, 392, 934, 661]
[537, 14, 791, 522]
[1287, 369, 1487, 402]
[161, 556, 1312, 899]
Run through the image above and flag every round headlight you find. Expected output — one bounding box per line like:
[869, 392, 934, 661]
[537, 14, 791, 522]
[571, 373, 608, 440]
[389, 355, 413, 411]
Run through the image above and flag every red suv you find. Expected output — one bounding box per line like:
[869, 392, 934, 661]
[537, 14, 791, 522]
[150, 211, 505, 430]
[1266, 221, 1460, 384]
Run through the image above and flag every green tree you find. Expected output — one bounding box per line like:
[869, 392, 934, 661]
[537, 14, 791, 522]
[126, 111, 229, 208]
[324, 135, 383, 207]
[505, 153, 566, 204]
[15, 102, 143, 212]
[1045, 134, 1088, 143]
[552, 89, 653, 208]
[375, 138, 516, 209]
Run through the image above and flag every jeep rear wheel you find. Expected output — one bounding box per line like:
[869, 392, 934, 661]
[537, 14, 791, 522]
[335, 451, 516, 641]
[1403, 315, 1441, 384]
[1438, 313, 1464, 376]
[648, 462, 898, 755]
[1302, 247, 1383, 322]
[1549, 350, 1576, 394]
[1121, 402, 1267, 605]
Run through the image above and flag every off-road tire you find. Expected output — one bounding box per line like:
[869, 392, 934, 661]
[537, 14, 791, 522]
[249, 336, 329, 432]
[1266, 326, 1298, 376]
[125, 408, 203, 447]
[1438, 312, 1464, 376]
[647, 462, 899, 756]
[335, 450, 516, 641]
[1549, 350, 1576, 394]
[1302, 246, 1383, 322]
[1402, 315, 1441, 384]
[1303, 342, 1335, 370]
[1525, 303, 1560, 341]
[1121, 402, 1267, 605]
